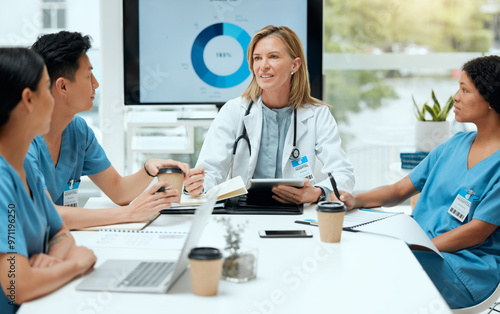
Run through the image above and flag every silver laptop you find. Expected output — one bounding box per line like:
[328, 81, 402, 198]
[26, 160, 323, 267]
[76, 191, 218, 293]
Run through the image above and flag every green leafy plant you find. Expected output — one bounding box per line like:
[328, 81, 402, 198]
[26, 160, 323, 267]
[215, 217, 248, 257]
[413, 89, 455, 122]
[216, 217, 256, 282]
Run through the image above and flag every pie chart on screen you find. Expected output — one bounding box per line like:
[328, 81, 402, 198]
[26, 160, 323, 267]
[191, 23, 251, 88]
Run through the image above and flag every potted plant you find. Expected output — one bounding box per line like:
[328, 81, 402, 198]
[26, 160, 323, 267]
[412, 89, 455, 152]
[216, 217, 257, 283]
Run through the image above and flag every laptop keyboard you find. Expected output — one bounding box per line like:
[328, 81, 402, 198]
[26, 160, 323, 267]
[119, 261, 175, 287]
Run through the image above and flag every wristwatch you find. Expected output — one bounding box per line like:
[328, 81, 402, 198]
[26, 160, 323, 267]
[316, 187, 327, 203]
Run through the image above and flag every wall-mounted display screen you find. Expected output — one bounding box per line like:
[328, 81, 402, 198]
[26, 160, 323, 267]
[123, 0, 323, 105]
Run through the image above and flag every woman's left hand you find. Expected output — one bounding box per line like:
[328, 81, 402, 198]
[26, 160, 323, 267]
[272, 179, 321, 204]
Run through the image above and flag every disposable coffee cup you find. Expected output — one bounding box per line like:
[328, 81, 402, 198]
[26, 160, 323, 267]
[157, 167, 184, 198]
[188, 247, 223, 296]
[316, 201, 346, 243]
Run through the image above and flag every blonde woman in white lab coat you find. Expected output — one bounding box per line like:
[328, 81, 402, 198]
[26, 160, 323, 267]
[196, 25, 354, 205]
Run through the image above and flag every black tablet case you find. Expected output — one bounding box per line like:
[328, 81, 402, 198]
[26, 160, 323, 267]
[161, 194, 303, 215]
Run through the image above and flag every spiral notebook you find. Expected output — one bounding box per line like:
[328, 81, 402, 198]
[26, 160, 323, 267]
[82, 216, 192, 251]
[343, 209, 403, 230]
[301, 209, 443, 257]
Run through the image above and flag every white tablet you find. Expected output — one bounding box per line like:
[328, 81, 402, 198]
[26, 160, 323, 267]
[247, 178, 305, 191]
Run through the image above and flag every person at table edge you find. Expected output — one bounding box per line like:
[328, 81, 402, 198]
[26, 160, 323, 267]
[330, 55, 500, 309]
[0, 47, 96, 314]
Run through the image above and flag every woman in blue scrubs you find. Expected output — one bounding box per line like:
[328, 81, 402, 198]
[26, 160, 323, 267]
[331, 55, 500, 309]
[0, 48, 96, 314]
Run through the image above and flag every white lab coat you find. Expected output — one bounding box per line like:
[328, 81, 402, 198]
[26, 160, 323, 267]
[196, 96, 355, 194]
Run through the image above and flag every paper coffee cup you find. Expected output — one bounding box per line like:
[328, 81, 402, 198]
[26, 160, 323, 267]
[316, 201, 346, 243]
[157, 167, 184, 198]
[188, 247, 223, 296]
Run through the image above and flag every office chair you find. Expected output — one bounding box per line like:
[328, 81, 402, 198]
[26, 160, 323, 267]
[451, 282, 500, 314]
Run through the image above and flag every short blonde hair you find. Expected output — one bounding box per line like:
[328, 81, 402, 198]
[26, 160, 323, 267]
[241, 25, 325, 109]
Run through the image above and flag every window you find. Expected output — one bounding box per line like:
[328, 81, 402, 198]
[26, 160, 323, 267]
[324, 0, 500, 191]
[42, 0, 66, 30]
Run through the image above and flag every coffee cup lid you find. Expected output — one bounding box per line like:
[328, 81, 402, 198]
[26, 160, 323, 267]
[188, 247, 222, 260]
[317, 201, 346, 213]
[158, 167, 184, 175]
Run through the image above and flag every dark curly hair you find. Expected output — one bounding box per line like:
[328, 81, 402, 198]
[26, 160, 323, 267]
[31, 31, 92, 85]
[0, 48, 45, 127]
[462, 55, 500, 114]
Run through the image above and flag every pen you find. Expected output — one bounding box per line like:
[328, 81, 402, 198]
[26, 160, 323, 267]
[157, 185, 173, 193]
[43, 226, 51, 254]
[328, 172, 341, 200]
[295, 219, 318, 226]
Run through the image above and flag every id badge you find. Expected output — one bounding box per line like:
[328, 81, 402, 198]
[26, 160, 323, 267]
[448, 189, 477, 222]
[291, 156, 315, 182]
[63, 180, 80, 207]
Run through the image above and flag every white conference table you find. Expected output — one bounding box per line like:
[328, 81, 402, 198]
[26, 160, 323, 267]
[19, 198, 451, 314]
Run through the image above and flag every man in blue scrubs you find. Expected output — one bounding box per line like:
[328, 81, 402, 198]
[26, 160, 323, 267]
[28, 31, 205, 230]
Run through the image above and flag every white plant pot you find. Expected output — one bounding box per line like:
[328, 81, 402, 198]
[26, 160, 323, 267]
[414, 121, 450, 152]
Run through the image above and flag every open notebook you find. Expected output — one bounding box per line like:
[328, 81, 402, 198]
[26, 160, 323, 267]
[82, 216, 193, 251]
[179, 176, 247, 205]
[303, 209, 442, 258]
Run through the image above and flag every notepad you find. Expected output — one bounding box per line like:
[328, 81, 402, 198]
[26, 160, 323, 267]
[83, 231, 188, 250]
[180, 176, 247, 205]
[343, 209, 403, 229]
[344, 209, 442, 258]
[82, 216, 192, 250]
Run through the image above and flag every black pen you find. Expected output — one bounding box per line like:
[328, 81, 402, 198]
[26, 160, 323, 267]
[328, 172, 341, 200]
[295, 220, 318, 226]
[43, 226, 51, 254]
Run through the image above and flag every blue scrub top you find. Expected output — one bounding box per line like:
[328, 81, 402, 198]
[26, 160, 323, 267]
[409, 131, 500, 303]
[0, 155, 63, 314]
[27, 116, 111, 205]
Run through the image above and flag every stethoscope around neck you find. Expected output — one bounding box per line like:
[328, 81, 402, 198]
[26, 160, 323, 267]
[232, 100, 300, 161]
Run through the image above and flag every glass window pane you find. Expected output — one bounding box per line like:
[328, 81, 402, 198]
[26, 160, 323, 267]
[57, 9, 66, 28]
[325, 0, 495, 54]
[42, 9, 51, 29]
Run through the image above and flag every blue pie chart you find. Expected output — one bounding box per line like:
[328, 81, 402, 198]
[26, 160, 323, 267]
[191, 23, 251, 88]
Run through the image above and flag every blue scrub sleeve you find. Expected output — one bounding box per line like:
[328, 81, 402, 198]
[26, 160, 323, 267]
[25, 158, 63, 242]
[472, 180, 500, 226]
[76, 117, 111, 176]
[39, 187, 63, 239]
[409, 141, 447, 192]
[26, 141, 48, 191]
[0, 175, 28, 257]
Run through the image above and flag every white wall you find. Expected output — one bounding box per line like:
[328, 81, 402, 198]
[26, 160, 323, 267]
[66, 0, 101, 47]
[0, 0, 100, 47]
[0, 0, 41, 47]
[99, 0, 125, 173]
